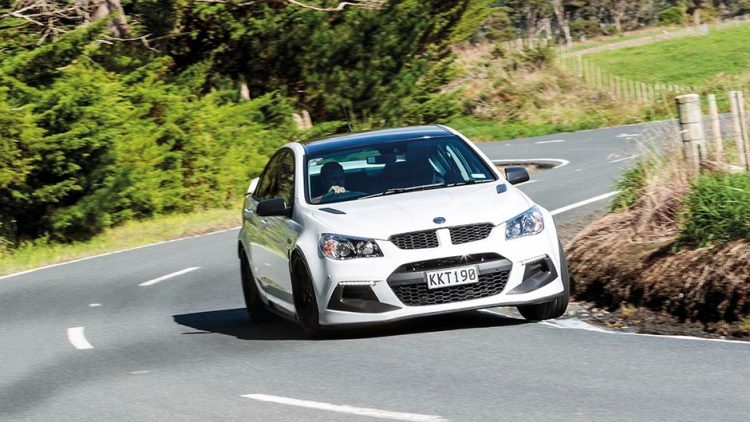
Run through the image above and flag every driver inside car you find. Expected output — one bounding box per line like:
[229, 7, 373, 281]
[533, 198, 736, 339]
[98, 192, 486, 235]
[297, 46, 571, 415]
[312, 161, 347, 203]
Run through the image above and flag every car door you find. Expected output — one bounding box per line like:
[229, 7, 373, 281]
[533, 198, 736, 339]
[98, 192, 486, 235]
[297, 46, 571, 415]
[245, 149, 299, 302]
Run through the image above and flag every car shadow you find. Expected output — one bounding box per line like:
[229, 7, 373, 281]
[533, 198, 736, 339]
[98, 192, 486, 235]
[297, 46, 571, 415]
[173, 308, 530, 341]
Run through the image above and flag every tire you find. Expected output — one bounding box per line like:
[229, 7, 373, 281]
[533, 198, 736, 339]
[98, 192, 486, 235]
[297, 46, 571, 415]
[291, 255, 322, 339]
[517, 242, 570, 321]
[239, 252, 273, 322]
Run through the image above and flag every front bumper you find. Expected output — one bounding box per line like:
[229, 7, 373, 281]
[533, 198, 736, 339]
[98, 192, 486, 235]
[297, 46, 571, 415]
[310, 220, 564, 326]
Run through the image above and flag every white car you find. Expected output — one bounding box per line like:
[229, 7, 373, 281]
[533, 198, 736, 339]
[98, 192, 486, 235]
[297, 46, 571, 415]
[238, 125, 569, 337]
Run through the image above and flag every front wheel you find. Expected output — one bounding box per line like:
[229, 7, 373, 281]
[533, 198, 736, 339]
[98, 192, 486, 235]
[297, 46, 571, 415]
[517, 242, 570, 321]
[291, 255, 322, 339]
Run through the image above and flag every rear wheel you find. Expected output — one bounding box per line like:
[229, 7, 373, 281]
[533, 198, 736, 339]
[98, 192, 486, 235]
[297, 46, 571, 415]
[517, 242, 570, 321]
[291, 255, 322, 339]
[239, 252, 273, 322]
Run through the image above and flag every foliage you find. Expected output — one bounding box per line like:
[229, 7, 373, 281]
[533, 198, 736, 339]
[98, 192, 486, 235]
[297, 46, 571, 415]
[678, 172, 750, 247]
[0, 1, 495, 244]
[0, 27, 298, 243]
[611, 159, 656, 211]
[658, 6, 685, 25]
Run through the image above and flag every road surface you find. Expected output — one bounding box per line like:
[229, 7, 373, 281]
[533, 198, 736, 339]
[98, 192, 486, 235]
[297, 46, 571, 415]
[2, 121, 748, 422]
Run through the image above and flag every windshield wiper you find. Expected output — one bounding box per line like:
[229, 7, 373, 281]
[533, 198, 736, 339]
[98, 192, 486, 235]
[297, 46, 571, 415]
[445, 179, 493, 187]
[359, 182, 446, 199]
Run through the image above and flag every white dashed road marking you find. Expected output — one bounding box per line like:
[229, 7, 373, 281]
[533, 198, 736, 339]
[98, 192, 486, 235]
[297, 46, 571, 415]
[550, 191, 619, 216]
[241, 394, 447, 422]
[608, 154, 639, 164]
[138, 267, 200, 287]
[535, 139, 566, 144]
[67, 327, 94, 350]
[88, 303, 102, 308]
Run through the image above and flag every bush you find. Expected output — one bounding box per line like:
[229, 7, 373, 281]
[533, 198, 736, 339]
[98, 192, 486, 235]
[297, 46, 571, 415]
[611, 159, 656, 211]
[569, 18, 601, 39]
[658, 7, 685, 26]
[679, 172, 750, 247]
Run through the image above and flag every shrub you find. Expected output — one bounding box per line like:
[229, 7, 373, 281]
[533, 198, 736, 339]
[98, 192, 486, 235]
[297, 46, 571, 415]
[658, 7, 685, 26]
[679, 172, 750, 247]
[611, 159, 656, 211]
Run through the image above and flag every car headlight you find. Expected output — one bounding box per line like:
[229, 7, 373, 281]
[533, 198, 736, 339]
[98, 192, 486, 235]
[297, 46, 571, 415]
[505, 206, 545, 240]
[319, 234, 383, 260]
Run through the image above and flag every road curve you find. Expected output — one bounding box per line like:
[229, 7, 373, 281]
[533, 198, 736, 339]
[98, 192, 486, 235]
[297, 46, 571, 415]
[2, 121, 748, 422]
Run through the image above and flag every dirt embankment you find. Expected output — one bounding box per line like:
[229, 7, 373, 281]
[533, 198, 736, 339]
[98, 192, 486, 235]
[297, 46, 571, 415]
[566, 160, 750, 338]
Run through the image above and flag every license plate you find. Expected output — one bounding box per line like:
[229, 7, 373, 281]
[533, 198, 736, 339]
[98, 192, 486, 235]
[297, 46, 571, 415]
[426, 265, 479, 290]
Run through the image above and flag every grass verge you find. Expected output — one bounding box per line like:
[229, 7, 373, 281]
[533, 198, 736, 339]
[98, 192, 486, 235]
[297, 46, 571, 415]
[0, 208, 239, 277]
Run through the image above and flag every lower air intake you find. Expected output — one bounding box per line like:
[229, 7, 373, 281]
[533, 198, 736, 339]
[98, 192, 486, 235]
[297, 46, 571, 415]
[390, 270, 510, 306]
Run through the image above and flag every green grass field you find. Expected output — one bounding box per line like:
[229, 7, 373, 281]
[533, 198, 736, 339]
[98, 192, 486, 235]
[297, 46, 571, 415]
[587, 24, 750, 86]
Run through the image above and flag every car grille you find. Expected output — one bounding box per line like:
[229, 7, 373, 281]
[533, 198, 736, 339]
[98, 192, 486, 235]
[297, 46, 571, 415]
[449, 224, 494, 244]
[389, 230, 439, 250]
[389, 224, 494, 249]
[390, 270, 510, 306]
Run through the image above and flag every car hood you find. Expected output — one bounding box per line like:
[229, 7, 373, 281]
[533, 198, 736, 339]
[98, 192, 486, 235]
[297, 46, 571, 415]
[309, 183, 533, 239]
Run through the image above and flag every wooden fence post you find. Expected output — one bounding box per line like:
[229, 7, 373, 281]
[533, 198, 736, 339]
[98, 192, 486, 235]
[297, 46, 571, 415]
[707, 94, 724, 162]
[676, 94, 706, 176]
[729, 91, 750, 169]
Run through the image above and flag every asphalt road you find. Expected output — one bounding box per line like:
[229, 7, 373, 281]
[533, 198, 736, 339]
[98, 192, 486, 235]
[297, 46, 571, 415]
[2, 121, 748, 422]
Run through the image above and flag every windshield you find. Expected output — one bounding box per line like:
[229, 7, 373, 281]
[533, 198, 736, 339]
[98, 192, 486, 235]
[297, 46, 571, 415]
[305, 135, 497, 205]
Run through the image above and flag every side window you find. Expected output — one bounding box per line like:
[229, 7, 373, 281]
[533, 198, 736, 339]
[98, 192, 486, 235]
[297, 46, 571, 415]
[254, 153, 283, 202]
[277, 151, 296, 208]
[253, 150, 295, 208]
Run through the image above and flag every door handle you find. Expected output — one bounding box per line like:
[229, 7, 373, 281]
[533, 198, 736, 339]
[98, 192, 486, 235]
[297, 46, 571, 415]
[260, 218, 270, 227]
[243, 208, 254, 219]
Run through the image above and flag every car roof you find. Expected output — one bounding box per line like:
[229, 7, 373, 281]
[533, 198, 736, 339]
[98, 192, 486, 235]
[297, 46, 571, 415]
[301, 125, 454, 155]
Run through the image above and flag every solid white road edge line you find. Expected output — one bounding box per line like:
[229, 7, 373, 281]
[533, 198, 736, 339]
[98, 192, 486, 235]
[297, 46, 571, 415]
[535, 139, 566, 144]
[550, 191, 619, 216]
[541, 319, 750, 345]
[139, 267, 200, 287]
[608, 154, 639, 163]
[241, 394, 447, 422]
[480, 310, 749, 345]
[67, 327, 94, 350]
[0, 227, 239, 281]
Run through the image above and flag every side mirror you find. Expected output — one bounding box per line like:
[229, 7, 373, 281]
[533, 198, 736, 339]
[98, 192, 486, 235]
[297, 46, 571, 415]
[247, 177, 260, 195]
[256, 197, 292, 218]
[505, 167, 530, 185]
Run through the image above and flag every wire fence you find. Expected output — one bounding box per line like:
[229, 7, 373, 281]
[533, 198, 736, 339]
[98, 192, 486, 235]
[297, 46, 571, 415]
[559, 56, 697, 103]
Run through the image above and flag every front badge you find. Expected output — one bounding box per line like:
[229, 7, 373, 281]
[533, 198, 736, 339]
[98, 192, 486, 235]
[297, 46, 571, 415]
[433, 217, 446, 224]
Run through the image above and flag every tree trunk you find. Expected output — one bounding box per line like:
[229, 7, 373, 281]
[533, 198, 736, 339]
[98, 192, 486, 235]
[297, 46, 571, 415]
[89, 0, 131, 38]
[551, 0, 573, 47]
[525, 5, 538, 44]
[693, 7, 702, 27]
[239, 75, 251, 101]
